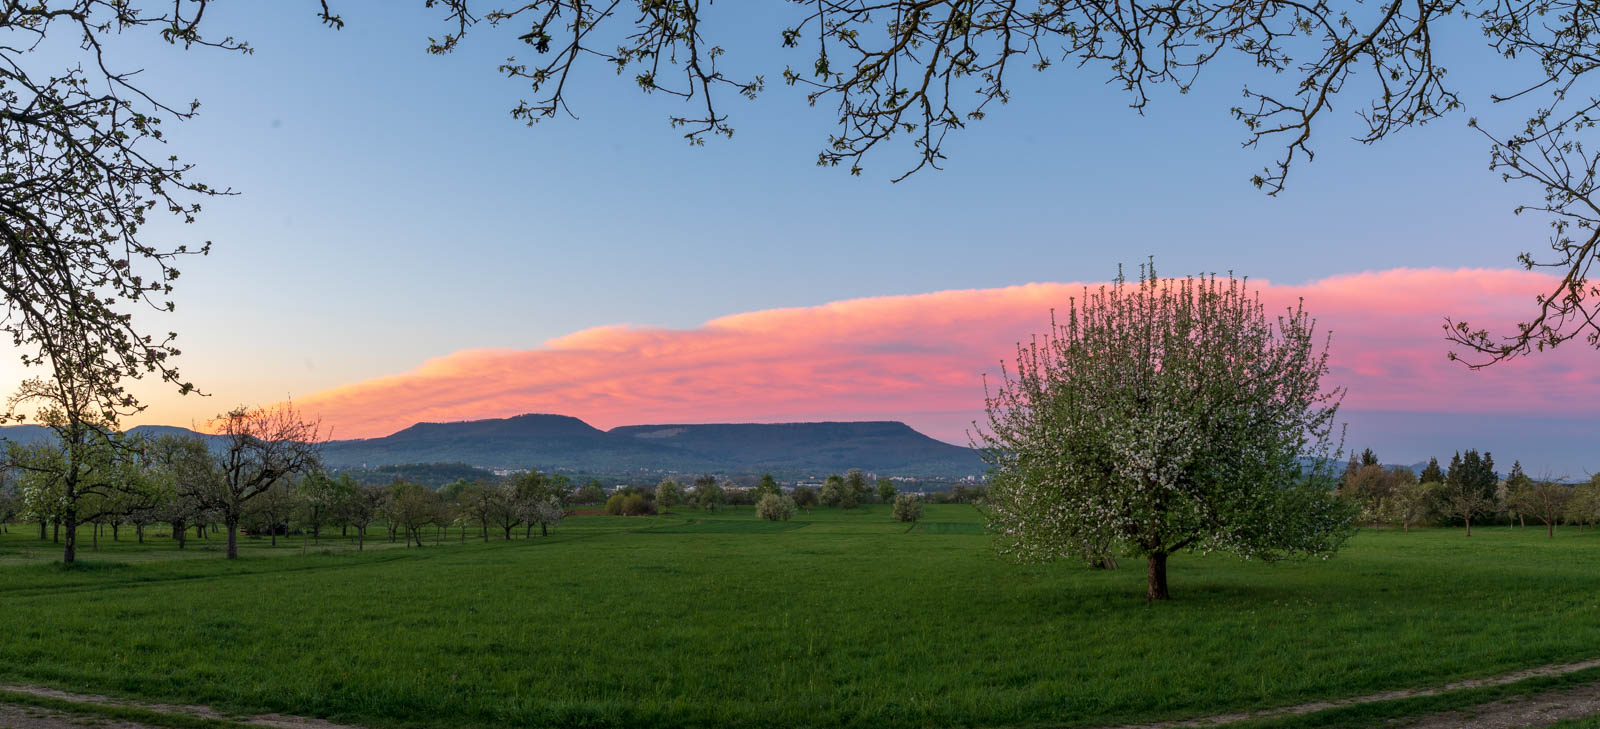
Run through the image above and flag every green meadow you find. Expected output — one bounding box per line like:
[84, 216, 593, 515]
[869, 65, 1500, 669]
[1, 505, 1598, 729]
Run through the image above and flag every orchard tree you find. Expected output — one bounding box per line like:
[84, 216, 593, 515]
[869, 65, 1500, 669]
[574, 480, 606, 506]
[1565, 477, 1600, 529]
[246, 481, 299, 547]
[388, 481, 444, 547]
[792, 486, 819, 508]
[7, 370, 160, 563]
[755, 493, 796, 522]
[891, 493, 923, 523]
[528, 497, 565, 537]
[145, 434, 218, 550]
[484, 482, 524, 539]
[209, 403, 322, 559]
[819, 476, 845, 507]
[845, 469, 871, 504]
[459, 482, 495, 541]
[1510, 480, 1573, 538]
[1388, 481, 1439, 533]
[981, 264, 1356, 600]
[298, 472, 349, 543]
[656, 478, 684, 510]
[340, 483, 386, 551]
[876, 478, 897, 504]
[693, 476, 724, 511]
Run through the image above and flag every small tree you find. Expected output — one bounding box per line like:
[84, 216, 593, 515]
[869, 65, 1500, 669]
[845, 469, 871, 504]
[981, 265, 1355, 600]
[146, 435, 219, 550]
[1511, 481, 1573, 538]
[388, 481, 442, 547]
[1388, 481, 1439, 533]
[340, 483, 386, 551]
[298, 472, 349, 544]
[792, 486, 819, 508]
[693, 477, 724, 511]
[819, 475, 845, 507]
[486, 483, 522, 539]
[756, 493, 796, 522]
[656, 478, 684, 510]
[876, 478, 897, 504]
[529, 497, 565, 536]
[573, 480, 606, 505]
[891, 493, 923, 523]
[245, 481, 299, 547]
[1564, 478, 1600, 529]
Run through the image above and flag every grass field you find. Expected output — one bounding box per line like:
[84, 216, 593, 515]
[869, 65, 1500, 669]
[1, 505, 1598, 729]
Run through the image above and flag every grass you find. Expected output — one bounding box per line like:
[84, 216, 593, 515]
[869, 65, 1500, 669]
[1, 508, 1598, 729]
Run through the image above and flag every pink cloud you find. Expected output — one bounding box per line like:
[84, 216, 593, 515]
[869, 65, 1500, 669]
[295, 268, 1594, 441]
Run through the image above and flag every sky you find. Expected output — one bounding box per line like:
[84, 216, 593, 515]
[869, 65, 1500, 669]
[6, 2, 1595, 476]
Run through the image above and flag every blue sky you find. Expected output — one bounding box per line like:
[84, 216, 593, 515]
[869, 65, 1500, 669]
[7, 2, 1591, 473]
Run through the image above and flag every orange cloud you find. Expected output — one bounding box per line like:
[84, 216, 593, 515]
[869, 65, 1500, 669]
[296, 269, 1595, 441]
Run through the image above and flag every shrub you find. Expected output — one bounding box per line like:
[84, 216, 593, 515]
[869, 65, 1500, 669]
[622, 493, 657, 516]
[604, 493, 625, 515]
[756, 494, 796, 522]
[792, 486, 819, 508]
[892, 493, 923, 523]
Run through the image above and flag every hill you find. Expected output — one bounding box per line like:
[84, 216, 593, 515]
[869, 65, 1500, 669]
[0, 414, 985, 478]
[323, 414, 982, 477]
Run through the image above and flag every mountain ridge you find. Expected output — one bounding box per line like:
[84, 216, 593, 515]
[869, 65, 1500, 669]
[0, 414, 983, 478]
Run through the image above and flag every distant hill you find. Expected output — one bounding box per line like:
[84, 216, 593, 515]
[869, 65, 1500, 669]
[0, 414, 986, 478]
[323, 414, 983, 477]
[608, 421, 978, 475]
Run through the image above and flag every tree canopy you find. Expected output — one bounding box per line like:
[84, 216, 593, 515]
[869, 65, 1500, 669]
[980, 263, 1356, 599]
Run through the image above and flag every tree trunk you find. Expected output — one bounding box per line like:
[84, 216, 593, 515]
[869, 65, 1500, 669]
[541, 522, 548, 538]
[1548, 521, 1555, 538]
[92, 521, 99, 551]
[270, 527, 277, 547]
[225, 516, 241, 560]
[136, 524, 144, 544]
[38, 519, 46, 540]
[111, 522, 119, 541]
[1465, 517, 1472, 537]
[1146, 552, 1170, 601]
[173, 520, 187, 549]
[341, 524, 348, 538]
[481, 522, 488, 542]
[62, 510, 78, 564]
[313, 523, 320, 543]
[358, 528, 365, 552]
[525, 524, 532, 539]
[504, 526, 512, 540]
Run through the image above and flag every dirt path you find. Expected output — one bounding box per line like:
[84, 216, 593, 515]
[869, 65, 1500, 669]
[0, 685, 361, 729]
[1100, 658, 1600, 729]
[5, 660, 1600, 729]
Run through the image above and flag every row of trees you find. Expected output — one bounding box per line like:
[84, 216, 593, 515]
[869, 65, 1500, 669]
[1339, 449, 1599, 537]
[4, 393, 321, 562]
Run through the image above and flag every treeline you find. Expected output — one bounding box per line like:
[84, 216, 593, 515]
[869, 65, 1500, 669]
[1337, 448, 1600, 536]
